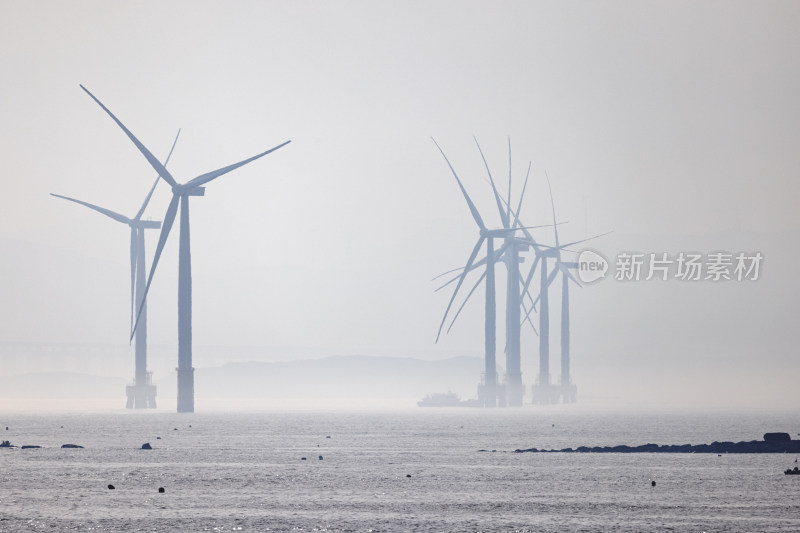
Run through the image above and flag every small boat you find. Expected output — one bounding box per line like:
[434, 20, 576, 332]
[417, 391, 461, 407]
[784, 467, 800, 475]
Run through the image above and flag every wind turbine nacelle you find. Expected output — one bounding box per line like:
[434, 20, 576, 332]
[136, 220, 162, 229]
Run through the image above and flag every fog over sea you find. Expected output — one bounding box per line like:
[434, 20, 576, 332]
[2, 409, 799, 532]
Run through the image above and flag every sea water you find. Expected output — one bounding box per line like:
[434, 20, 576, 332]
[1, 409, 799, 532]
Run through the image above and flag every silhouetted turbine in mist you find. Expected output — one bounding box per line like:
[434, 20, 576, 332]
[49, 128, 179, 408]
[521, 177, 609, 404]
[432, 138, 547, 408]
[80, 84, 291, 413]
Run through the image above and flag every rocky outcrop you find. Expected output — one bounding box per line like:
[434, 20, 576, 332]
[764, 432, 791, 443]
[61, 444, 84, 448]
[515, 438, 800, 454]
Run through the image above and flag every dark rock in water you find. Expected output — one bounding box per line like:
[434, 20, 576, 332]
[61, 444, 83, 449]
[406, 474, 412, 478]
[764, 432, 791, 443]
[319, 455, 323, 460]
[651, 480, 656, 487]
[21, 445, 41, 449]
[301, 457, 307, 461]
[158, 487, 165, 493]
[141, 443, 152, 450]
[0, 440, 12, 448]
[156, 436, 161, 440]
[107, 484, 115, 490]
[326, 436, 331, 439]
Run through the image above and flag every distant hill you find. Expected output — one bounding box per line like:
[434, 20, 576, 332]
[0, 355, 490, 401]
[0, 372, 127, 398]
[157, 355, 488, 399]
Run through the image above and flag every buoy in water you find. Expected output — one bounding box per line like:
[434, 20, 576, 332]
[158, 487, 165, 493]
[301, 457, 307, 461]
[319, 455, 323, 460]
[651, 480, 656, 487]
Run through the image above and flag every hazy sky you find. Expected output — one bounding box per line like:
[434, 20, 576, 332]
[2, 1, 798, 409]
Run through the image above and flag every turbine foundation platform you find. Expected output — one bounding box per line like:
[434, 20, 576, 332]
[125, 382, 157, 409]
[559, 383, 578, 403]
[477, 383, 506, 408]
[531, 382, 561, 405]
[505, 382, 526, 407]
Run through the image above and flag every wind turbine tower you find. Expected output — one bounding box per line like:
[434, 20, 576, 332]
[50, 127, 178, 407]
[81, 85, 291, 413]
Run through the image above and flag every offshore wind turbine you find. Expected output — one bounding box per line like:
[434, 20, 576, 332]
[544, 177, 579, 403]
[80, 84, 291, 413]
[524, 178, 608, 404]
[474, 138, 533, 406]
[433, 138, 544, 407]
[50, 129, 179, 408]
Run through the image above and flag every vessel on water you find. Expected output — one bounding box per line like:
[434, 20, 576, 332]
[417, 391, 461, 407]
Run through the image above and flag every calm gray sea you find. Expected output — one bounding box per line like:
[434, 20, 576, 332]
[1, 409, 798, 532]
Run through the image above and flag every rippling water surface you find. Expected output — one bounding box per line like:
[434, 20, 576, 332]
[1, 409, 799, 532]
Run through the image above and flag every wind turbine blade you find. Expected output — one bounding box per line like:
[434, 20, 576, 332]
[134, 128, 181, 220]
[50, 193, 131, 224]
[514, 162, 531, 228]
[506, 137, 512, 227]
[546, 172, 560, 251]
[434, 254, 487, 293]
[434, 241, 509, 292]
[496, 191, 544, 254]
[436, 236, 485, 343]
[130, 227, 137, 336]
[130, 194, 179, 341]
[431, 138, 487, 232]
[446, 268, 487, 334]
[520, 254, 540, 308]
[520, 300, 539, 336]
[80, 85, 179, 189]
[558, 231, 613, 250]
[184, 140, 291, 189]
[473, 135, 509, 229]
[431, 265, 465, 282]
[135, 177, 161, 221]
